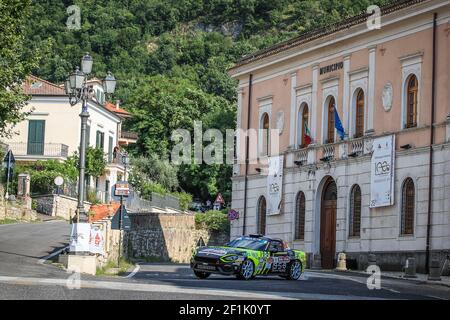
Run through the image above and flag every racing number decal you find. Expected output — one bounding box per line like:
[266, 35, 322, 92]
[271, 256, 290, 272]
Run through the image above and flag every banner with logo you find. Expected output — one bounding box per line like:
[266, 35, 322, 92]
[89, 225, 105, 255]
[370, 135, 395, 208]
[267, 155, 284, 215]
[69, 223, 91, 252]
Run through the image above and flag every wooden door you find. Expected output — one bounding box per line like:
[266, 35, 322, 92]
[321, 201, 337, 269]
[320, 178, 337, 269]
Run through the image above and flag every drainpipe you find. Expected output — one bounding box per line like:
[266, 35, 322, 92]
[242, 74, 253, 236]
[425, 12, 437, 273]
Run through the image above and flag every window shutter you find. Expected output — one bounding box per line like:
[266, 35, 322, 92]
[295, 192, 306, 240]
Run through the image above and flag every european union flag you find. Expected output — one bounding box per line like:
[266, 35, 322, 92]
[334, 108, 346, 141]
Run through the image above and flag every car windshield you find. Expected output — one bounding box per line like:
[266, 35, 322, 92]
[227, 237, 268, 251]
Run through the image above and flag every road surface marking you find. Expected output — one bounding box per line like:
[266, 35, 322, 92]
[38, 246, 69, 265]
[125, 264, 140, 279]
[0, 275, 385, 300]
[426, 295, 446, 300]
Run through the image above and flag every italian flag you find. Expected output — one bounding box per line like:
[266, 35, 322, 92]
[304, 122, 312, 146]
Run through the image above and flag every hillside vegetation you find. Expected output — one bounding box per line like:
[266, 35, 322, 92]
[24, 0, 391, 203]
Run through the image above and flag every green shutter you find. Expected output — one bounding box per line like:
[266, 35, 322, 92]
[27, 120, 45, 155]
[108, 136, 113, 162]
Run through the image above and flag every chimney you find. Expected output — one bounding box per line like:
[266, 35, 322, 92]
[116, 100, 121, 109]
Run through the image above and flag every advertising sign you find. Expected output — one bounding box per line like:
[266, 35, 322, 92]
[267, 155, 284, 215]
[89, 225, 105, 255]
[69, 223, 91, 252]
[370, 135, 395, 208]
[114, 181, 130, 197]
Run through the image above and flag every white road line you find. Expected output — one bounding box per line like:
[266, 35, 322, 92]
[0, 275, 387, 300]
[307, 272, 403, 295]
[38, 246, 69, 265]
[125, 264, 140, 279]
[426, 295, 446, 300]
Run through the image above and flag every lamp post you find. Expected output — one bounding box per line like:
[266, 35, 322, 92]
[64, 53, 117, 223]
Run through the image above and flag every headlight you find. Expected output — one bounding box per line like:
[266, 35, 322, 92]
[221, 255, 240, 262]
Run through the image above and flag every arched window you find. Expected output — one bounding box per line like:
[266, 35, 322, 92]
[257, 196, 267, 235]
[355, 90, 365, 138]
[300, 105, 309, 148]
[401, 178, 415, 235]
[262, 113, 270, 156]
[295, 192, 306, 240]
[327, 97, 336, 144]
[349, 185, 361, 238]
[406, 75, 418, 128]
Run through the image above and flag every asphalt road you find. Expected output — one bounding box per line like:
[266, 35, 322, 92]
[0, 221, 449, 300]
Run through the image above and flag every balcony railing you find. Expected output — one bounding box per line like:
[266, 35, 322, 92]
[7, 142, 69, 158]
[322, 144, 335, 160]
[120, 131, 138, 140]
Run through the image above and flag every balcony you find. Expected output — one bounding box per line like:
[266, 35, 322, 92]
[118, 131, 138, 146]
[287, 136, 374, 167]
[7, 142, 69, 161]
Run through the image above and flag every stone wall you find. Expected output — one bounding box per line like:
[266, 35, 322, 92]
[33, 194, 90, 220]
[126, 212, 230, 263]
[0, 184, 37, 221]
[89, 217, 124, 268]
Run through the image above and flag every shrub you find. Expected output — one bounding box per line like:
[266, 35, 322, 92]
[195, 210, 229, 232]
[173, 191, 192, 211]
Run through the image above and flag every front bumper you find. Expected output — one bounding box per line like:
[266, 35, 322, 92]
[190, 257, 241, 275]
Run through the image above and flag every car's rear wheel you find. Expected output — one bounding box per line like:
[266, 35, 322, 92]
[237, 259, 254, 280]
[194, 271, 211, 279]
[287, 260, 302, 280]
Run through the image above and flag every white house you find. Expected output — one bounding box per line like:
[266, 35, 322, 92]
[4, 75, 137, 202]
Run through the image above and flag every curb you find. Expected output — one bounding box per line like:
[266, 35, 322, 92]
[331, 269, 450, 289]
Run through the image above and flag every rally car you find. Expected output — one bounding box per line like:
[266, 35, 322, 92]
[190, 234, 306, 280]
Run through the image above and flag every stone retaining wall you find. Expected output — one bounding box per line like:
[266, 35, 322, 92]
[126, 212, 229, 263]
[33, 194, 90, 220]
[0, 185, 37, 221]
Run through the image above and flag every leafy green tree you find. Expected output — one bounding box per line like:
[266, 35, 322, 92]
[22, 0, 395, 203]
[0, 0, 40, 138]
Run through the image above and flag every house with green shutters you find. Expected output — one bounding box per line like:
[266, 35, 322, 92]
[4, 75, 136, 202]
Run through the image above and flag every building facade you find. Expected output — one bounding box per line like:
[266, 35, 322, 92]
[229, 0, 450, 271]
[5, 75, 136, 202]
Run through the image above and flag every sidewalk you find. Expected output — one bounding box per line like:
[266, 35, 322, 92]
[334, 269, 450, 288]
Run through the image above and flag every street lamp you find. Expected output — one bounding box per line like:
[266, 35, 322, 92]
[121, 151, 129, 181]
[64, 53, 117, 223]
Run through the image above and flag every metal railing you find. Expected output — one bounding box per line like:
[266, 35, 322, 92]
[125, 191, 181, 212]
[120, 131, 138, 140]
[7, 142, 69, 158]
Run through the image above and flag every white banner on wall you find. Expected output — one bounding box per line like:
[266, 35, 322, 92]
[267, 155, 284, 215]
[370, 134, 395, 208]
[89, 225, 105, 255]
[69, 223, 91, 252]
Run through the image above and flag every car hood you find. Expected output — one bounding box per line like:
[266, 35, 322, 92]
[195, 246, 248, 257]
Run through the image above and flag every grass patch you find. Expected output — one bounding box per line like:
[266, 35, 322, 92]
[0, 218, 19, 225]
[96, 258, 134, 276]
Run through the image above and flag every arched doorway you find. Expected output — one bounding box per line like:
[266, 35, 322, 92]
[320, 177, 337, 269]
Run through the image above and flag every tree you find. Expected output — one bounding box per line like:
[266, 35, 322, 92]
[0, 0, 40, 138]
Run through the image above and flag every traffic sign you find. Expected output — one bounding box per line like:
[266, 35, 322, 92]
[111, 205, 131, 230]
[228, 209, 239, 221]
[215, 193, 225, 204]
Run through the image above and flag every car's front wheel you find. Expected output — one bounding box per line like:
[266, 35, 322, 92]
[194, 271, 211, 279]
[237, 259, 254, 280]
[287, 260, 302, 280]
